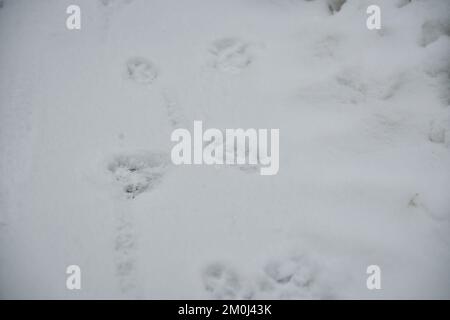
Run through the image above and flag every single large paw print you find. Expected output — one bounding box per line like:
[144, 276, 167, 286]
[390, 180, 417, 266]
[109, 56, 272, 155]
[202, 263, 248, 299]
[107, 151, 169, 199]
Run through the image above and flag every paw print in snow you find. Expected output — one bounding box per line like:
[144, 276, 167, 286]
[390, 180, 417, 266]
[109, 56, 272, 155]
[125, 57, 158, 85]
[259, 255, 331, 299]
[202, 263, 249, 299]
[107, 151, 169, 199]
[209, 38, 257, 74]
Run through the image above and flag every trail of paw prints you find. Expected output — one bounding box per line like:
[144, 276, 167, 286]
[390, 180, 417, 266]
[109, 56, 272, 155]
[202, 255, 333, 299]
[107, 152, 169, 296]
[107, 151, 169, 199]
[113, 205, 139, 295]
[208, 37, 259, 74]
[161, 89, 187, 129]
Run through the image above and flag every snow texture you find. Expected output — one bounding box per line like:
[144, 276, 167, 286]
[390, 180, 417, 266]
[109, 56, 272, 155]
[0, 0, 449, 299]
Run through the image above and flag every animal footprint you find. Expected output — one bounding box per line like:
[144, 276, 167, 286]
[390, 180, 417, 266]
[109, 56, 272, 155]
[420, 19, 450, 47]
[202, 263, 248, 299]
[162, 89, 186, 128]
[260, 255, 326, 299]
[429, 118, 449, 146]
[108, 151, 169, 199]
[125, 57, 158, 85]
[202, 255, 331, 299]
[265, 256, 315, 285]
[327, 0, 346, 14]
[114, 212, 138, 293]
[209, 38, 256, 74]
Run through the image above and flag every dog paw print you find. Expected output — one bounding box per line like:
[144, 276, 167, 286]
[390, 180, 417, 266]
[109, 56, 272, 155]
[125, 57, 158, 85]
[259, 255, 331, 299]
[202, 263, 250, 299]
[107, 151, 169, 199]
[209, 38, 257, 74]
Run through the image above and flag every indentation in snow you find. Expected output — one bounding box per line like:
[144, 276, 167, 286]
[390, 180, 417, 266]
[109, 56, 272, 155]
[125, 57, 158, 85]
[202, 254, 332, 299]
[202, 263, 247, 299]
[209, 38, 258, 74]
[107, 151, 169, 199]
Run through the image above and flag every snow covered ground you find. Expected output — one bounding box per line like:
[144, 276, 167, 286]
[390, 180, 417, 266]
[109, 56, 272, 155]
[0, 0, 449, 299]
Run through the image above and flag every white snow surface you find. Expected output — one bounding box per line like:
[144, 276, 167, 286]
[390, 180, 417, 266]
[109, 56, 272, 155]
[0, 0, 449, 299]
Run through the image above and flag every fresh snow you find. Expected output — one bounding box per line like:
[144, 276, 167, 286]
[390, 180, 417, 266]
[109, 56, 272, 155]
[0, 0, 449, 299]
